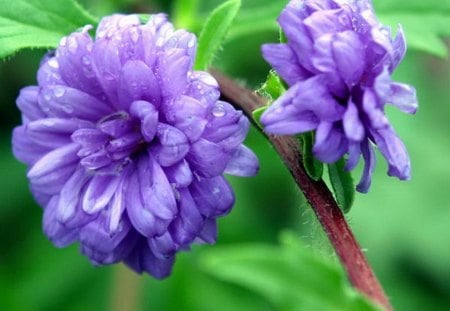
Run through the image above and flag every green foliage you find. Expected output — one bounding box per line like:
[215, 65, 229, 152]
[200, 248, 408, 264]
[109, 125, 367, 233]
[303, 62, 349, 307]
[0, 0, 97, 60]
[375, 0, 450, 57]
[173, 0, 199, 29]
[227, 0, 285, 41]
[300, 132, 324, 182]
[201, 231, 381, 311]
[327, 159, 355, 213]
[194, 0, 241, 70]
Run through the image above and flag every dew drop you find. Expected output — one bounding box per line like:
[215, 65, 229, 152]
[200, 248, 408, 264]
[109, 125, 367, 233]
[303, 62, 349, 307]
[43, 91, 52, 101]
[129, 28, 139, 43]
[156, 37, 164, 47]
[97, 30, 106, 39]
[202, 74, 218, 87]
[62, 104, 74, 113]
[48, 58, 59, 69]
[187, 37, 195, 48]
[103, 72, 115, 81]
[59, 36, 67, 47]
[82, 55, 91, 65]
[68, 37, 78, 53]
[212, 103, 226, 117]
[53, 86, 66, 98]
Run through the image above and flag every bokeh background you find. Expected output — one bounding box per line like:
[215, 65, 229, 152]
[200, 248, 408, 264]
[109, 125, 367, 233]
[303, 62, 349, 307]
[0, 0, 449, 310]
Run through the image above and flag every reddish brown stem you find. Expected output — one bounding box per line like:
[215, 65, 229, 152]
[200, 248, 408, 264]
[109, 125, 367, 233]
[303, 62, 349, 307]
[211, 70, 393, 311]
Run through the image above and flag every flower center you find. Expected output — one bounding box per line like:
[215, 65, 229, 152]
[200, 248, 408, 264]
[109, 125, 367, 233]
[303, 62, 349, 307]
[73, 100, 158, 174]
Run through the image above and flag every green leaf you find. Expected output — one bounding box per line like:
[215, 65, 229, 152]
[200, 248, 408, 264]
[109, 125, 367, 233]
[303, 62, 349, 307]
[201, 231, 381, 311]
[374, 0, 450, 57]
[300, 132, 323, 181]
[0, 0, 97, 59]
[327, 158, 355, 213]
[195, 0, 241, 70]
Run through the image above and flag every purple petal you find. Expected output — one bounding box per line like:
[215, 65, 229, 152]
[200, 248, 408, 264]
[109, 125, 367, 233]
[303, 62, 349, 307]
[27, 118, 92, 149]
[343, 101, 365, 141]
[261, 44, 310, 85]
[165, 95, 208, 142]
[43, 196, 79, 247]
[157, 49, 190, 99]
[224, 145, 259, 177]
[125, 239, 174, 279]
[56, 168, 90, 224]
[356, 140, 376, 193]
[12, 126, 49, 165]
[261, 83, 319, 134]
[38, 86, 113, 121]
[278, 7, 315, 72]
[165, 160, 193, 188]
[27, 143, 79, 184]
[370, 127, 410, 180]
[56, 28, 105, 97]
[148, 231, 177, 259]
[187, 139, 229, 178]
[169, 188, 203, 245]
[130, 100, 159, 142]
[82, 174, 121, 214]
[126, 170, 169, 237]
[313, 122, 348, 163]
[138, 154, 177, 220]
[118, 60, 161, 109]
[152, 123, 189, 167]
[196, 218, 217, 244]
[391, 25, 406, 70]
[190, 176, 234, 217]
[16, 86, 44, 123]
[79, 212, 131, 254]
[303, 8, 351, 38]
[345, 142, 361, 171]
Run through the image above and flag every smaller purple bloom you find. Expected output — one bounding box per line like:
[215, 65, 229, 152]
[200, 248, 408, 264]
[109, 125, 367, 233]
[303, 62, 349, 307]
[12, 14, 258, 278]
[260, 0, 417, 192]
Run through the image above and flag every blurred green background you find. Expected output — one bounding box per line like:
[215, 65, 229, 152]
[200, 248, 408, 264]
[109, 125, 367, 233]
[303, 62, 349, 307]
[0, 0, 449, 310]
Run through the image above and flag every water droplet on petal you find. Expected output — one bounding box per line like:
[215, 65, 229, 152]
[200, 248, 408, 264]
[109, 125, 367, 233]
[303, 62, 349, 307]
[97, 30, 106, 39]
[187, 37, 195, 48]
[59, 36, 67, 47]
[62, 104, 74, 113]
[130, 28, 139, 43]
[103, 72, 115, 81]
[82, 56, 91, 65]
[43, 91, 52, 101]
[68, 37, 78, 53]
[48, 58, 59, 69]
[212, 103, 226, 117]
[156, 37, 164, 47]
[53, 86, 66, 98]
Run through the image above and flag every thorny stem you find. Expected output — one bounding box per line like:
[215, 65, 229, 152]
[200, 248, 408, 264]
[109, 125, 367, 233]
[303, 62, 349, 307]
[211, 69, 393, 311]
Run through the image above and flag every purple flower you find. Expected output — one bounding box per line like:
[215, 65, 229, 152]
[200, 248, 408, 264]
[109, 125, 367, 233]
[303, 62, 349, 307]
[12, 14, 258, 278]
[260, 0, 417, 192]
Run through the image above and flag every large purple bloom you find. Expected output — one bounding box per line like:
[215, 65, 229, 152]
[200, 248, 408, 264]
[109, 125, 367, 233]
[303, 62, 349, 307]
[260, 0, 417, 192]
[12, 14, 258, 278]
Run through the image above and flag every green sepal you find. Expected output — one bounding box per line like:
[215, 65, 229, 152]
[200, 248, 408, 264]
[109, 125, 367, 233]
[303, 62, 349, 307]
[257, 69, 286, 102]
[327, 158, 355, 213]
[251, 106, 268, 130]
[299, 131, 323, 181]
